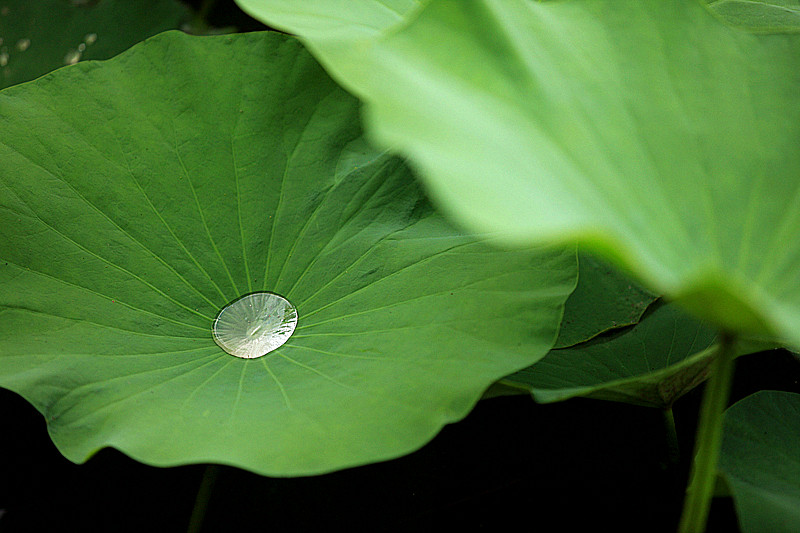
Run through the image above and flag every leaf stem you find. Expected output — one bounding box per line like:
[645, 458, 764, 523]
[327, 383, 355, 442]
[661, 406, 680, 468]
[187, 0, 218, 34]
[187, 464, 221, 533]
[677, 331, 736, 533]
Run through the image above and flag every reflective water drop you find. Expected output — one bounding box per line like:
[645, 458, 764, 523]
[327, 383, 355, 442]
[64, 49, 81, 65]
[84, 33, 97, 45]
[0, 52, 7, 67]
[212, 292, 297, 359]
[16, 38, 29, 51]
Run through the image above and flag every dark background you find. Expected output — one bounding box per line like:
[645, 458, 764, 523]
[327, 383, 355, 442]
[184, 0, 273, 33]
[2, 349, 798, 532]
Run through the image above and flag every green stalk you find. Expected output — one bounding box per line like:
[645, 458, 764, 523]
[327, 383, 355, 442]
[662, 406, 680, 468]
[677, 332, 736, 533]
[196, 0, 217, 22]
[187, 464, 221, 533]
[188, 0, 217, 34]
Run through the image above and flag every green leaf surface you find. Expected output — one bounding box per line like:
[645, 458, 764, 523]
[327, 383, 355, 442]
[235, 1, 661, 350]
[0, 0, 189, 90]
[503, 302, 717, 408]
[0, 31, 577, 476]
[720, 391, 800, 533]
[234, 0, 421, 92]
[555, 252, 655, 349]
[708, 0, 800, 33]
[242, 0, 800, 347]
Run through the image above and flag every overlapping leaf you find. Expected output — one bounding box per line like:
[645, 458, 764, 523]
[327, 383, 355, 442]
[238, 0, 800, 348]
[234, 1, 659, 350]
[720, 391, 800, 532]
[0, 0, 189, 89]
[0, 31, 576, 475]
[235, 0, 421, 93]
[555, 252, 655, 349]
[504, 303, 717, 408]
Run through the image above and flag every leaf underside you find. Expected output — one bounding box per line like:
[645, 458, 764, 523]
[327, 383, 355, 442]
[505, 302, 717, 408]
[237, 0, 800, 350]
[555, 251, 655, 349]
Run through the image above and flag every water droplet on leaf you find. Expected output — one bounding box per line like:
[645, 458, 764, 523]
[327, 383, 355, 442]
[84, 33, 97, 45]
[64, 49, 81, 65]
[16, 38, 29, 51]
[212, 292, 298, 359]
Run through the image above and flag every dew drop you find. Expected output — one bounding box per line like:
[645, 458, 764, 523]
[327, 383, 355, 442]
[0, 52, 7, 67]
[84, 33, 97, 45]
[212, 292, 298, 359]
[64, 49, 82, 65]
[16, 38, 29, 51]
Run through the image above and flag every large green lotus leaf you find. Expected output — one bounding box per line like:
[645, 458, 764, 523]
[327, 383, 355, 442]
[233, 2, 660, 348]
[709, 0, 800, 33]
[0, 31, 577, 476]
[503, 303, 717, 408]
[0, 0, 189, 89]
[720, 391, 800, 532]
[555, 252, 655, 349]
[251, 0, 800, 348]
[234, 0, 421, 92]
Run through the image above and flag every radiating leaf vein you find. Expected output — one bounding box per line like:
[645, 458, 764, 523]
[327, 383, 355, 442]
[262, 94, 330, 291]
[54, 352, 223, 425]
[260, 357, 292, 410]
[297, 240, 483, 323]
[1, 258, 208, 332]
[172, 122, 241, 297]
[0, 183, 214, 322]
[0, 306, 209, 341]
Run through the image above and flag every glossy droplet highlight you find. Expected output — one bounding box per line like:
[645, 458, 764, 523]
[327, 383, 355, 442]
[212, 292, 297, 359]
[64, 49, 81, 65]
